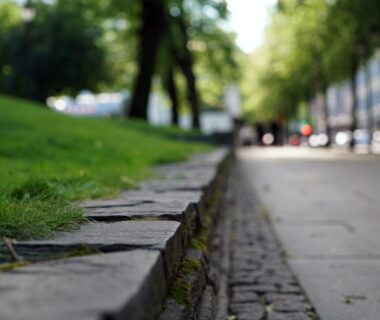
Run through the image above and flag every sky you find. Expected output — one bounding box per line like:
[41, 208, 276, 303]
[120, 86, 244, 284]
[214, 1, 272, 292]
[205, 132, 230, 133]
[226, 0, 277, 53]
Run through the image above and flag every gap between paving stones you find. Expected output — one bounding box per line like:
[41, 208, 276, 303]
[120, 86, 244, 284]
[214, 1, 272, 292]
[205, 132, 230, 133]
[0, 148, 232, 320]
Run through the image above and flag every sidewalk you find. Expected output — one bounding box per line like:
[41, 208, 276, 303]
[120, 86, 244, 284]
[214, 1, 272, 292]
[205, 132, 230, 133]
[238, 147, 380, 320]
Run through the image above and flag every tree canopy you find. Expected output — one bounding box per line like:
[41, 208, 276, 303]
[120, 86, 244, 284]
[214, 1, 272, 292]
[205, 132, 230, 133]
[0, 0, 239, 128]
[241, 0, 380, 126]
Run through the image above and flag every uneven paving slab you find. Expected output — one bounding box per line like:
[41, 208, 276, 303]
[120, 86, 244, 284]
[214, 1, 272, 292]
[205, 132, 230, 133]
[0, 250, 166, 320]
[118, 190, 204, 203]
[154, 167, 216, 182]
[85, 190, 203, 208]
[16, 221, 183, 278]
[186, 148, 229, 165]
[139, 179, 210, 193]
[84, 201, 196, 223]
[20, 221, 180, 249]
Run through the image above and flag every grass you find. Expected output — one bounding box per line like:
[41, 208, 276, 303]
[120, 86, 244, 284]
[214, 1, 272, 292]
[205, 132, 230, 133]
[0, 94, 211, 240]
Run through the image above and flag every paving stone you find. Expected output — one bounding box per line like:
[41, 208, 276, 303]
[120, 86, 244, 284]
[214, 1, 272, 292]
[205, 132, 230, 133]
[266, 293, 304, 304]
[139, 179, 208, 192]
[278, 285, 302, 294]
[21, 221, 179, 248]
[229, 303, 265, 319]
[272, 300, 307, 313]
[231, 290, 259, 303]
[0, 250, 166, 320]
[188, 148, 229, 166]
[85, 190, 203, 207]
[256, 275, 296, 286]
[154, 167, 216, 182]
[231, 285, 263, 293]
[84, 201, 188, 212]
[230, 282, 278, 292]
[84, 202, 197, 224]
[17, 221, 183, 278]
[267, 312, 310, 320]
[266, 294, 306, 313]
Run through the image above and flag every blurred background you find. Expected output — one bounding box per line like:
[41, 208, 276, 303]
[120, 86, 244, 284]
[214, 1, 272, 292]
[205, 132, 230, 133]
[1, 0, 380, 151]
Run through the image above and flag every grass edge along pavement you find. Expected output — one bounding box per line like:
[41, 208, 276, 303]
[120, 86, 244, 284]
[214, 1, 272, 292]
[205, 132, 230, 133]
[0, 94, 212, 240]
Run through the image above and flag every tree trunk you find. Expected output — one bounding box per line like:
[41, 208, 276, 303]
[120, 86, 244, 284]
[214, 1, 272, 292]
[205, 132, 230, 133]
[165, 68, 179, 126]
[172, 15, 200, 129]
[128, 0, 165, 120]
[322, 85, 332, 147]
[349, 56, 359, 149]
[364, 58, 374, 147]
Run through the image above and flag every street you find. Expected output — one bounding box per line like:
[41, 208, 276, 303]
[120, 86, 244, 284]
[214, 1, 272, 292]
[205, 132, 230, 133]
[238, 147, 380, 320]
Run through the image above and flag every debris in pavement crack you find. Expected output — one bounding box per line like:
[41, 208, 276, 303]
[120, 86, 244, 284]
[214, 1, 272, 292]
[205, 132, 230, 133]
[3, 238, 25, 263]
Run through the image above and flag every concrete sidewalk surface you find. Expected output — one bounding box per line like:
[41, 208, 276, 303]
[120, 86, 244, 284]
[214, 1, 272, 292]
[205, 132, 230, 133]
[239, 147, 380, 320]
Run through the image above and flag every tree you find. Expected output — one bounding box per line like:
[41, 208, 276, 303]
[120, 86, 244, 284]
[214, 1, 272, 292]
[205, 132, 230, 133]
[128, 0, 166, 120]
[0, 0, 108, 102]
[128, 0, 237, 129]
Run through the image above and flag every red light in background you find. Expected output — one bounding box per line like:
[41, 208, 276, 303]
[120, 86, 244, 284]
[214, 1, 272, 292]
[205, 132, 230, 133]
[301, 124, 313, 136]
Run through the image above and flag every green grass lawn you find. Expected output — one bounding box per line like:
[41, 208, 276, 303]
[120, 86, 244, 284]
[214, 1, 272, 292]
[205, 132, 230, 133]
[0, 95, 211, 240]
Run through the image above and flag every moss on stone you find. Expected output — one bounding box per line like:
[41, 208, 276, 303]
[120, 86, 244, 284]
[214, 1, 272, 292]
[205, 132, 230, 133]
[181, 258, 201, 276]
[64, 245, 100, 258]
[168, 258, 202, 305]
[169, 278, 191, 305]
[190, 235, 207, 251]
[0, 261, 28, 272]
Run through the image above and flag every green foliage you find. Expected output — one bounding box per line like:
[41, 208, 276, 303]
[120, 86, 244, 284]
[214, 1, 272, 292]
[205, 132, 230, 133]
[190, 236, 207, 251]
[181, 258, 201, 275]
[0, 0, 109, 102]
[0, 95, 211, 239]
[0, 192, 86, 240]
[0, 262, 28, 273]
[241, 0, 380, 124]
[169, 279, 191, 305]
[157, 0, 240, 111]
[64, 245, 101, 258]
[0, 1, 21, 35]
[168, 258, 201, 305]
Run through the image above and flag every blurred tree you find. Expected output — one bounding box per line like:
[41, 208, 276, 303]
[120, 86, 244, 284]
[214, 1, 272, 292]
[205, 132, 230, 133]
[328, 0, 380, 146]
[128, 0, 238, 129]
[0, 1, 21, 33]
[0, 1, 21, 81]
[0, 0, 238, 124]
[128, 0, 166, 120]
[0, 0, 108, 102]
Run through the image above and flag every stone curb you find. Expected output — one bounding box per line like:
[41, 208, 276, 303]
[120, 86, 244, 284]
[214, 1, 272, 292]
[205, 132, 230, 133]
[0, 148, 232, 320]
